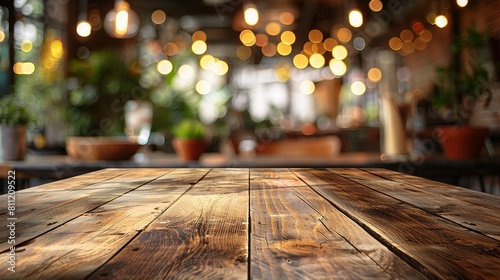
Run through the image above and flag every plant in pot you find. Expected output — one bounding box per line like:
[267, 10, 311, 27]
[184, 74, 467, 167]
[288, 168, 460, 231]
[0, 94, 34, 161]
[433, 26, 493, 159]
[171, 119, 206, 161]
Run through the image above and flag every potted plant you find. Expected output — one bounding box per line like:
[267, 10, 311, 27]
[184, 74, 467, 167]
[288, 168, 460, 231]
[0, 94, 34, 160]
[433, 26, 493, 159]
[171, 119, 206, 161]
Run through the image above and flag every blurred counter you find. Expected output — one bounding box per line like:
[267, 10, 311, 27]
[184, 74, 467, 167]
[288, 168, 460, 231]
[2, 151, 500, 195]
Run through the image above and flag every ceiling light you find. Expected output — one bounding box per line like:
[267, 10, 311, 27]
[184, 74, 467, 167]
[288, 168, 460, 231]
[349, 9, 363, 28]
[244, 4, 259, 26]
[104, 0, 140, 38]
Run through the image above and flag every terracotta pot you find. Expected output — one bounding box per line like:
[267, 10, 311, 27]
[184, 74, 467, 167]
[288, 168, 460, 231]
[435, 126, 489, 160]
[172, 139, 206, 161]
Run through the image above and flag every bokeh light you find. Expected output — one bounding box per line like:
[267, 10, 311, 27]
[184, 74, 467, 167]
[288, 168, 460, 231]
[309, 53, 325, 68]
[308, 29, 323, 43]
[332, 45, 348, 60]
[157, 59, 173, 75]
[151, 10, 166, 25]
[191, 40, 207, 55]
[281, 31, 296, 45]
[293, 54, 308, 69]
[265, 22, 281, 36]
[196, 80, 212, 95]
[351, 81, 366, 95]
[367, 68, 382, 83]
[300, 80, 315, 95]
[329, 59, 347, 76]
[178, 64, 194, 79]
[348, 9, 363, 28]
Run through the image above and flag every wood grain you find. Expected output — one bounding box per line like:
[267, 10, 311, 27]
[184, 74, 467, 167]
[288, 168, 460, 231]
[0, 168, 169, 253]
[0, 168, 207, 280]
[89, 168, 249, 280]
[332, 168, 500, 241]
[294, 168, 500, 279]
[249, 168, 424, 279]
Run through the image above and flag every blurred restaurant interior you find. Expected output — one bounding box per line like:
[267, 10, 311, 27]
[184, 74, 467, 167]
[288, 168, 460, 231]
[0, 0, 499, 193]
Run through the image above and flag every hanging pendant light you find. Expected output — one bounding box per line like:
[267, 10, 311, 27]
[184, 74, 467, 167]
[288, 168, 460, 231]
[104, 0, 140, 38]
[76, 0, 91, 37]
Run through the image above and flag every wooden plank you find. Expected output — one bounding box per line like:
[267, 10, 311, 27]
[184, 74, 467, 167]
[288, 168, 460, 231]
[249, 168, 422, 279]
[294, 168, 500, 279]
[363, 168, 500, 212]
[88, 168, 249, 280]
[0, 168, 171, 253]
[0, 168, 209, 280]
[332, 168, 500, 241]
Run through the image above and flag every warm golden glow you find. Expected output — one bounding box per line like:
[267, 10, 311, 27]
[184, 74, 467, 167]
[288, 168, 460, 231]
[367, 68, 382, 83]
[400, 29, 414, 42]
[0, 31, 5, 42]
[369, 0, 383, 12]
[244, 5, 259, 26]
[303, 41, 314, 55]
[419, 29, 432, 42]
[277, 42, 292, 56]
[457, 0, 468, 7]
[115, 9, 129, 36]
[281, 31, 296, 45]
[200, 54, 216, 69]
[50, 40, 63, 59]
[414, 38, 427, 50]
[323, 38, 337, 51]
[427, 13, 437, 25]
[157, 60, 173, 75]
[255, 33, 268, 47]
[262, 43, 277, 57]
[178, 64, 194, 79]
[196, 80, 212, 95]
[13, 62, 35, 75]
[308, 29, 323, 43]
[348, 9, 363, 28]
[351, 81, 366, 96]
[265, 22, 281, 36]
[309, 53, 325, 68]
[192, 30, 207, 42]
[435, 15, 448, 28]
[21, 40, 33, 52]
[191, 40, 207, 55]
[293, 54, 308, 69]
[151, 10, 166, 24]
[76, 20, 92, 37]
[279, 12, 295, 25]
[164, 43, 178, 56]
[240, 29, 256, 46]
[300, 80, 315, 95]
[275, 67, 290, 83]
[332, 45, 348, 60]
[388, 37, 403, 50]
[401, 42, 415, 54]
[337, 27, 352, 43]
[213, 60, 229, 75]
[329, 59, 347, 76]
[236, 46, 252, 60]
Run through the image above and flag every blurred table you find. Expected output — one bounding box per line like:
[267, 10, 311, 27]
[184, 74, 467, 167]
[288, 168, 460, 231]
[0, 168, 499, 279]
[1, 151, 500, 193]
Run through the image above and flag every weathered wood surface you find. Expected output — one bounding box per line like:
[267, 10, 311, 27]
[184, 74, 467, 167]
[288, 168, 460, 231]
[0, 168, 499, 280]
[294, 168, 500, 279]
[89, 168, 249, 280]
[249, 168, 425, 279]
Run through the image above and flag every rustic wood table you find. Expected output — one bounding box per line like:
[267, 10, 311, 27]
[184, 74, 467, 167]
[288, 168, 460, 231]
[1, 168, 499, 279]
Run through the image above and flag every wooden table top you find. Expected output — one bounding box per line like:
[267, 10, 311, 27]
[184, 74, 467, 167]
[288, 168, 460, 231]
[1, 168, 499, 279]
